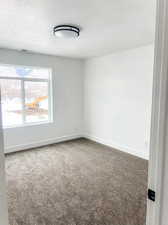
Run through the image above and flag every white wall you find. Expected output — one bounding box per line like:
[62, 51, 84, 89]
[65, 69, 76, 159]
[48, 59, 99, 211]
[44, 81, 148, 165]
[84, 45, 154, 159]
[0, 49, 84, 153]
[0, 46, 153, 159]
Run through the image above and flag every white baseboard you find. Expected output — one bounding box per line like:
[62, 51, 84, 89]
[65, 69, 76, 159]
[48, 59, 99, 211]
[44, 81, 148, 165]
[5, 133, 149, 160]
[5, 134, 82, 154]
[84, 133, 149, 160]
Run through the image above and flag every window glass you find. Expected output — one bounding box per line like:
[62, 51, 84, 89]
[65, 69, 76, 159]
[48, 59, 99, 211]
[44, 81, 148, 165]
[0, 64, 52, 128]
[25, 81, 49, 123]
[0, 79, 22, 127]
[0, 65, 50, 79]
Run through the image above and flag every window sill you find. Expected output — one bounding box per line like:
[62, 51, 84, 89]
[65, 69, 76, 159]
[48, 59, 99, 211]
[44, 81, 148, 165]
[3, 120, 53, 130]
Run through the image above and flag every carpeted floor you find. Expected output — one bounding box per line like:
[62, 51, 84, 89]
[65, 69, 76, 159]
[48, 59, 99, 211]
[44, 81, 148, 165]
[5, 138, 148, 225]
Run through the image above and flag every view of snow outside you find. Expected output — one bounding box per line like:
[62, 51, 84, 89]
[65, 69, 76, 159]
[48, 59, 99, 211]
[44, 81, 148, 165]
[0, 66, 50, 127]
[25, 81, 48, 123]
[0, 79, 22, 127]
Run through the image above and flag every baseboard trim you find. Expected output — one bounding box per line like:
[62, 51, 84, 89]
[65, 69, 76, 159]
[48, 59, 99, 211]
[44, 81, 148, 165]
[5, 133, 149, 160]
[84, 134, 149, 160]
[5, 134, 82, 154]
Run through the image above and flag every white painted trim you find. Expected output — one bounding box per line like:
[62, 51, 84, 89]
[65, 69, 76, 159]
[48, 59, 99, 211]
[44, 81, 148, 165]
[5, 132, 149, 160]
[146, 0, 168, 224]
[84, 134, 148, 160]
[0, 93, 9, 225]
[5, 132, 149, 159]
[5, 134, 82, 154]
[4, 120, 53, 130]
[0, 64, 53, 128]
[0, 76, 49, 82]
[0, 62, 52, 71]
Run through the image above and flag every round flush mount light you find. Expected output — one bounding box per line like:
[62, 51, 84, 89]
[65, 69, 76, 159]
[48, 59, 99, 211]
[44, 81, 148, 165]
[53, 25, 80, 39]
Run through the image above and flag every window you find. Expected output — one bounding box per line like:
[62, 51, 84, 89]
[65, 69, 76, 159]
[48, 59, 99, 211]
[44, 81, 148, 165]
[0, 64, 52, 128]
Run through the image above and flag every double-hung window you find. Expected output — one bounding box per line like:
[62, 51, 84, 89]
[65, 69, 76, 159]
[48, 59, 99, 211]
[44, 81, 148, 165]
[0, 64, 52, 128]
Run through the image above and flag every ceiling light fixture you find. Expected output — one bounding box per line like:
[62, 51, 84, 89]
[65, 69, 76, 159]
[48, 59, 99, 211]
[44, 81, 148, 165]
[53, 25, 80, 39]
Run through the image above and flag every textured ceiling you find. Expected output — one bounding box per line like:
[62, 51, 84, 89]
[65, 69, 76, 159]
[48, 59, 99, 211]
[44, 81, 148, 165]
[0, 0, 156, 58]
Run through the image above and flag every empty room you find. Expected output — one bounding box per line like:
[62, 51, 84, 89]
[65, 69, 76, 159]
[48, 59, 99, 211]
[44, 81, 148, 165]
[0, 0, 156, 225]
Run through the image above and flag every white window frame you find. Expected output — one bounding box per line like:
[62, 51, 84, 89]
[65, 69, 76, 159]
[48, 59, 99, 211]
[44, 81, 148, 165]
[0, 64, 53, 129]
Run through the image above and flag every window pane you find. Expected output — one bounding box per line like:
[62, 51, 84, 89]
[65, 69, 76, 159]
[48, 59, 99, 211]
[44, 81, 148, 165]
[24, 81, 49, 123]
[0, 65, 50, 79]
[0, 79, 22, 127]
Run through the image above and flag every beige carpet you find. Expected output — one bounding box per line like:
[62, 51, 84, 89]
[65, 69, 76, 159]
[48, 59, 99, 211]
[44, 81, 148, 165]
[5, 138, 148, 225]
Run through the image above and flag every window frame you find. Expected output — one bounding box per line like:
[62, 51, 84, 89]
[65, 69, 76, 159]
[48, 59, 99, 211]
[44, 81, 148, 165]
[0, 63, 53, 129]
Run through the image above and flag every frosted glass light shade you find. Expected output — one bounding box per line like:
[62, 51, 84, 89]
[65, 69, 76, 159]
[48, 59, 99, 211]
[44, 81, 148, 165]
[53, 25, 80, 39]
